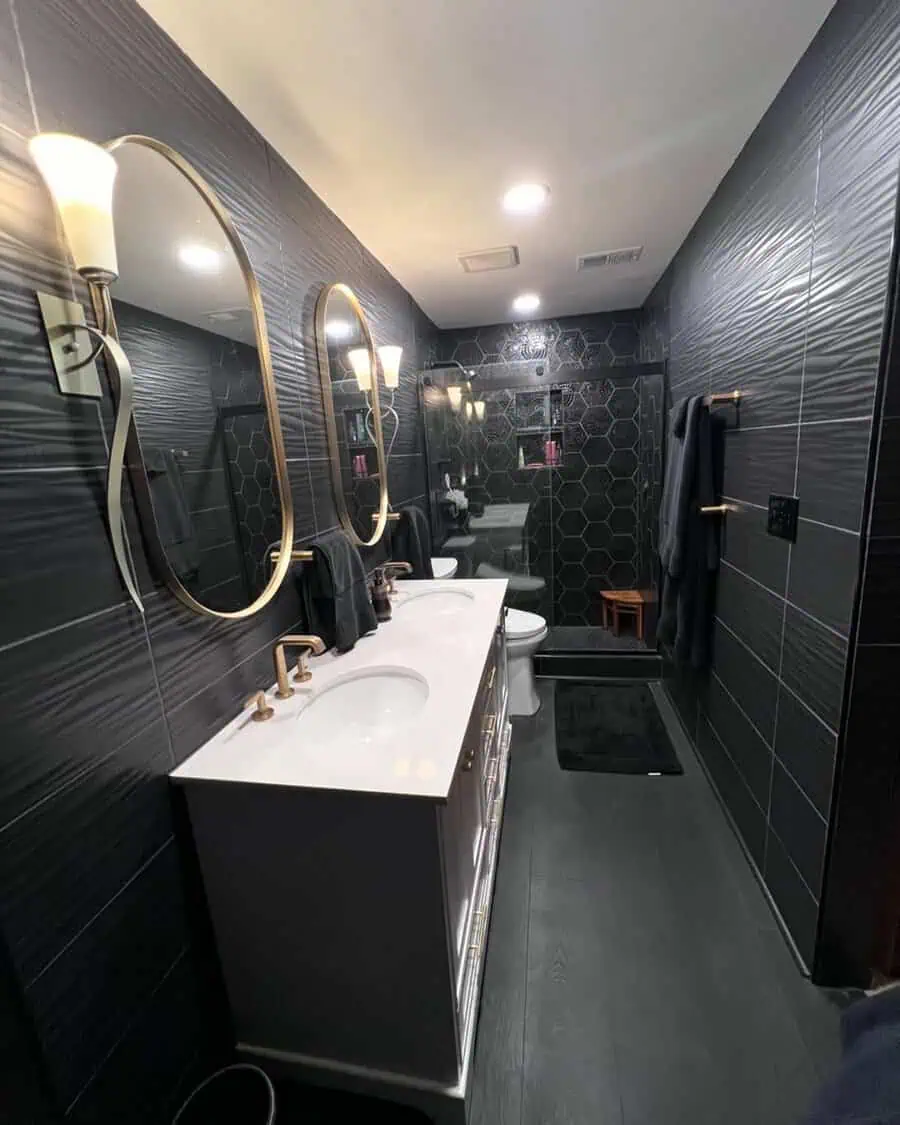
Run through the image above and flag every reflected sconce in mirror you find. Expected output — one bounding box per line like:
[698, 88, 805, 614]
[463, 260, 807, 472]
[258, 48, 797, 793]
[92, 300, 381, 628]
[347, 347, 372, 392]
[447, 385, 463, 411]
[30, 133, 143, 613]
[31, 132, 297, 621]
[378, 345, 402, 390]
[473, 400, 486, 422]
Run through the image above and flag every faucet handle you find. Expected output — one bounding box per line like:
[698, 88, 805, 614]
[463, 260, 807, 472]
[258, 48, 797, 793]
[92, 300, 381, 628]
[293, 651, 313, 683]
[244, 691, 274, 722]
[383, 561, 413, 593]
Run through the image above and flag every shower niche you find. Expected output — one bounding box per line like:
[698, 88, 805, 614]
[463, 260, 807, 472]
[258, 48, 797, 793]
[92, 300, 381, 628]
[514, 388, 564, 468]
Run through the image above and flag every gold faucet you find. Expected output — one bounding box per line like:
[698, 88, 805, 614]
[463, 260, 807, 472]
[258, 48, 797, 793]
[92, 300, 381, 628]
[273, 634, 326, 698]
[383, 561, 413, 594]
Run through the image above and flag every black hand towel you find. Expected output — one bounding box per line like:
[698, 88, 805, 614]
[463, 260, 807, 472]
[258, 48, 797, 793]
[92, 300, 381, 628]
[297, 529, 377, 653]
[393, 505, 434, 579]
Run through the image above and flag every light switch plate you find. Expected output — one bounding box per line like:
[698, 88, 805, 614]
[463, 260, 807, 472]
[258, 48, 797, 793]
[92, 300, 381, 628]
[767, 494, 799, 542]
[36, 290, 103, 399]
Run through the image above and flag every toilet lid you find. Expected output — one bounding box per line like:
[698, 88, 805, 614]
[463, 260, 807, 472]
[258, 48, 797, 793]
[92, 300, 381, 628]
[505, 608, 547, 641]
[431, 557, 458, 579]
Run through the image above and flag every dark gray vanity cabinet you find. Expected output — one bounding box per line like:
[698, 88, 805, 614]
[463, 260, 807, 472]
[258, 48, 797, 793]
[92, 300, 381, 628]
[178, 618, 511, 1125]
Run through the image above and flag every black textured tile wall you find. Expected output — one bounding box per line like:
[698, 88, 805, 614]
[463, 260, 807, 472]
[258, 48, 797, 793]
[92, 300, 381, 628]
[650, 0, 900, 971]
[0, 0, 436, 1116]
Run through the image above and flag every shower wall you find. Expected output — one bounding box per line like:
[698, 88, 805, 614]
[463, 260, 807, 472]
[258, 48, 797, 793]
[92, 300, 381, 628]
[425, 364, 664, 627]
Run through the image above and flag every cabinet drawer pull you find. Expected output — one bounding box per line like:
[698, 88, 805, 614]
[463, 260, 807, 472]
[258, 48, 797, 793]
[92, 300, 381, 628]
[461, 747, 476, 772]
[482, 715, 496, 740]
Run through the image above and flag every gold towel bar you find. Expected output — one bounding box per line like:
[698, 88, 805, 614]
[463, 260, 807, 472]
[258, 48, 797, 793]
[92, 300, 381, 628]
[372, 512, 401, 522]
[700, 504, 732, 516]
[270, 549, 314, 562]
[703, 390, 741, 406]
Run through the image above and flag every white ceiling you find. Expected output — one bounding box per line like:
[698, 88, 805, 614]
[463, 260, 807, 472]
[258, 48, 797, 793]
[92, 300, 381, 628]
[139, 0, 834, 329]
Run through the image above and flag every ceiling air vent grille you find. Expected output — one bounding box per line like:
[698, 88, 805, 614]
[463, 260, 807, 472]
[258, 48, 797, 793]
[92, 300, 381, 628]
[458, 245, 520, 273]
[577, 246, 644, 271]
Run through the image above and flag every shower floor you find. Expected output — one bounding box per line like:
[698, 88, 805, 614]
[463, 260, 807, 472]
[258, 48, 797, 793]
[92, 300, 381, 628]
[542, 625, 647, 652]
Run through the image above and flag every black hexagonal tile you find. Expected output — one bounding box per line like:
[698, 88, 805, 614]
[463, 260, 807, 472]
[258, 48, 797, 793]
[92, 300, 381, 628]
[557, 479, 588, 511]
[583, 435, 613, 465]
[452, 339, 484, 368]
[584, 341, 614, 368]
[585, 548, 613, 575]
[609, 385, 639, 418]
[610, 478, 636, 507]
[609, 508, 635, 534]
[610, 419, 639, 449]
[554, 330, 587, 367]
[558, 536, 587, 563]
[585, 522, 613, 550]
[608, 322, 639, 359]
[608, 449, 637, 475]
[609, 561, 637, 587]
[559, 562, 588, 591]
[610, 535, 636, 562]
[558, 509, 587, 537]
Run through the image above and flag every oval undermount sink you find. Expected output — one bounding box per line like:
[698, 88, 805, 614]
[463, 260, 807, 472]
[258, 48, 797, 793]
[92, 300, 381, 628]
[396, 588, 475, 615]
[296, 667, 428, 749]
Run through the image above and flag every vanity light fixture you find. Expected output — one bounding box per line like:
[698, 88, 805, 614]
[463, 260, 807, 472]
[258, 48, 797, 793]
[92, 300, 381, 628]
[30, 132, 144, 615]
[347, 347, 372, 391]
[502, 182, 550, 216]
[378, 345, 403, 390]
[178, 242, 221, 272]
[447, 385, 463, 411]
[512, 292, 541, 315]
[465, 400, 474, 421]
[29, 133, 119, 281]
[474, 400, 486, 422]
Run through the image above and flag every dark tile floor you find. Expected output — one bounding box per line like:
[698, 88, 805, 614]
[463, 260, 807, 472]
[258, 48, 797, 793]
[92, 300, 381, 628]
[543, 625, 646, 652]
[468, 680, 845, 1125]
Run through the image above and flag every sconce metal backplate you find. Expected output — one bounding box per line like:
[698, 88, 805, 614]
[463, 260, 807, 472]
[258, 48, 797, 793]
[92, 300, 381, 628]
[36, 290, 103, 399]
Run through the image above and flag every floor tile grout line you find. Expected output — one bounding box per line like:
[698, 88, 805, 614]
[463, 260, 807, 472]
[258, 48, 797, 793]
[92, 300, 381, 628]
[25, 836, 175, 992]
[519, 844, 534, 1124]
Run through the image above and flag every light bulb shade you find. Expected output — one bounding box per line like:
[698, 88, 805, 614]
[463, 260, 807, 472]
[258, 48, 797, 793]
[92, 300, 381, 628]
[447, 385, 463, 411]
[30, 133, 119, 280]
[378, 345, 402, 389]
[465, 401, 474, 420]
[347, 347, 372, 391]
[474, 400, 486, 421]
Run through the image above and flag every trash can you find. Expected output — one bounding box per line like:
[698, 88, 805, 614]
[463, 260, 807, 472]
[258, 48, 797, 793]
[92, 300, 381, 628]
[173, 1064, 275, 1125]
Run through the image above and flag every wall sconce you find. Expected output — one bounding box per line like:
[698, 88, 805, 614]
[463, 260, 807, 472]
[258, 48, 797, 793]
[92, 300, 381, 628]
[30, 132, 142, 613]
[473, 400, 486, 422]
[30, 133, 119, 282]
[347, 347, 372, 392]
[447, 385, 463, 411]
[378, 345, 402, 390]
[465, 400, 474, 421]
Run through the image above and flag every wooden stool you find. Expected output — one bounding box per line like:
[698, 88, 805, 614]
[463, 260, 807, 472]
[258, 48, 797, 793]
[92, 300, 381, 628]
[599, 589, 648, 640]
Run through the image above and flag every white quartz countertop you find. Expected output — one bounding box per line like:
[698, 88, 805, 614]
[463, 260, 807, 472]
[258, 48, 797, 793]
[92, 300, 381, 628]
[170, 579, 507, 801]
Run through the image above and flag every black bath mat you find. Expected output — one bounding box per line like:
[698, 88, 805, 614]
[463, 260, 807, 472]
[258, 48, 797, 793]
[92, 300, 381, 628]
[555, 682, 683, 775]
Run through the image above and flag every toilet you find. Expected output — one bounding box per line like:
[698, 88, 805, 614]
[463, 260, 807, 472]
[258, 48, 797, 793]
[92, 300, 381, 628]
[504, 607, 548, 717]
[431, 557, 458, 579]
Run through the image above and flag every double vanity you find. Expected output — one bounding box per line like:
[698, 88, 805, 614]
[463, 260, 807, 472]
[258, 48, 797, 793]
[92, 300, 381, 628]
[172, 579, 511, 1124]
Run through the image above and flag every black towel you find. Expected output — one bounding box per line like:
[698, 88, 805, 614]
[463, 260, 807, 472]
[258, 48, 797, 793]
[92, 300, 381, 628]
[658, 398, 724, 669]
[297, 529, 377, 653]
[393, 505, 434, 579]
[144, 448, 200, 581]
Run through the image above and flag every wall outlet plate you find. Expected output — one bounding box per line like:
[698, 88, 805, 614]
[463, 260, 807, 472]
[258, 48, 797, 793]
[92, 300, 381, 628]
[36, 290, 103, 399]
[767, 494, 799, 542]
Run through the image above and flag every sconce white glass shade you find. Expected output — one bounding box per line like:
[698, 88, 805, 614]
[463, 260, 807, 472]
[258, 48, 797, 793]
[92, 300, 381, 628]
[474, 400, 486, 421]
[347, 347, 372, 391]
[378, 345, 403, 389]
[447, 385, 463, 411]
[30, 133, 119, 280]
[465, 401, 474, 420]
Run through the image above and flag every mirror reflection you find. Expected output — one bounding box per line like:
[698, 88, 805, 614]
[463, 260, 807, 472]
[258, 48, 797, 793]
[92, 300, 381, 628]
[317, 286, 387, 544]
[110, 141, 286, 613]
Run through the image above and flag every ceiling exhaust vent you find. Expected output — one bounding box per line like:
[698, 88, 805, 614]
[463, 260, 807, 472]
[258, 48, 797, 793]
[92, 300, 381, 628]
[577, 246, 644, 271]
[458, 245, 520, 273]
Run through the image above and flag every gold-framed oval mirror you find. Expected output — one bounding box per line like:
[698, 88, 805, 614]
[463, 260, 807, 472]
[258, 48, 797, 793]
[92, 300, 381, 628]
[96, 135, 294, 619]
[314, 283, 389, 547]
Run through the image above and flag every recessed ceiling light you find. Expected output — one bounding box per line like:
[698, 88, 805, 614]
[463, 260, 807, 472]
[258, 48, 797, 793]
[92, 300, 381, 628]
[326, 318, 352, 340]
[178, 243, 221, 272]
[502, 182, 550, 215]
[512, 292, 541, 315]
